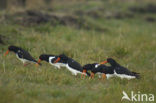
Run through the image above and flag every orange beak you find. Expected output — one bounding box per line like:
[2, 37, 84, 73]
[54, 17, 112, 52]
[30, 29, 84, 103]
[4, 50, 9, 56]
[36, 59, 41, 67]
[54, 57, 61, 63]
[100, 61, 108, 64]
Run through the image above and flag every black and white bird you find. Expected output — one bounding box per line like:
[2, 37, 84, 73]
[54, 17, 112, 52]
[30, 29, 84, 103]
[36, 54, 66, 69]
[54, 54, 90, 76]
[101, 58, 140, 80]
[4, 45, 40, 66]
[82, 63, 115, 79]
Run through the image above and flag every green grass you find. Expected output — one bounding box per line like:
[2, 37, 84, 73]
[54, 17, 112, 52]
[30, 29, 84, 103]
[0, 0, 156, 103]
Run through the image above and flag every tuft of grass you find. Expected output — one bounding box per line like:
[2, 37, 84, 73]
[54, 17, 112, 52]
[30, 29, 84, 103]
[0, 86, 16, 103]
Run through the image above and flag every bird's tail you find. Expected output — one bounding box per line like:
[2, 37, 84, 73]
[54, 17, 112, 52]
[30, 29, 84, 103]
[132, 72, 140, 74]
[132, 72, 140, 79]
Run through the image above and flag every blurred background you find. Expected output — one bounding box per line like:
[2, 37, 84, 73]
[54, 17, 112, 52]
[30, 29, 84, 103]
[0, 0, 156, 48]
[0, 0, 155, 45]
[0, 0, 156, 31]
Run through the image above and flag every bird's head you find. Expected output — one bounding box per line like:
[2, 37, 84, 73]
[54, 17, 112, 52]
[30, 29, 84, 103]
[100, 58, 117, 66]
[4, 45, 19, 56]
[83, 63, 98, 71]
[39, 54, 49, 61]
[36, 54, 52, 66]
[54, 54, 68, 63]
[38, 54, 54, 62]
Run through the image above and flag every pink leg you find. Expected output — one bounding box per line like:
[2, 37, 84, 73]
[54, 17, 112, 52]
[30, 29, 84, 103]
[24, 63, 29, 66]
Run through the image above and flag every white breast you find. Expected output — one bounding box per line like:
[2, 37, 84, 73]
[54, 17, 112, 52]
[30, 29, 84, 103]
[66, 64, 82, 75]
[114, 70, 136, 80]
[106, 74, 115, 79]
[16, 54, 28, 64]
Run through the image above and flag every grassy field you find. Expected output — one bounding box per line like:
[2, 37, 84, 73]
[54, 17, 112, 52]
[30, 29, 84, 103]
[0, 0, 156, 103]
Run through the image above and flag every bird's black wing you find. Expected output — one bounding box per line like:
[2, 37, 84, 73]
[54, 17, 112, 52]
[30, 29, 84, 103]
[115, 66, 140, 78]
[18, 49, 37, 63]
[68, 58, 83, 72]
[91, 68, 99, 74]
[68, 59, 91, 76]
[92, 65, 113, 74]
[115, 66, 132, 75]
[99, 65, 114, 74]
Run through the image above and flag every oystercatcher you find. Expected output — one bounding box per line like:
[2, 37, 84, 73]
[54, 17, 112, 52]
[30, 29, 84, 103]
[4, 45, 40, 66]
[54, 54, 90, 76]
[82, 63, 98, 78]
[101, 58, 140, 79]
[82, 63, 115, 79]
[36, 54, 66, 69]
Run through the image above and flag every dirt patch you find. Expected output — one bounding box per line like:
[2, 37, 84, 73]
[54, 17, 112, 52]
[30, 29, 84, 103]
[24, 10, 51, 24]
[10, 10, 82, 26]
[105, 11, 134, 19]
[145, 17, 156, 22]
[75, 8, 134, 20]
[4, 10, 107, 32]
[12, 10, 53, 25]
[75, 7, 105, 19]
[129, 4, 156, 14]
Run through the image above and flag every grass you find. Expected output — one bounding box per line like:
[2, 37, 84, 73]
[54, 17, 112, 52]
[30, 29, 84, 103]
[0, 0, 156, 103]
